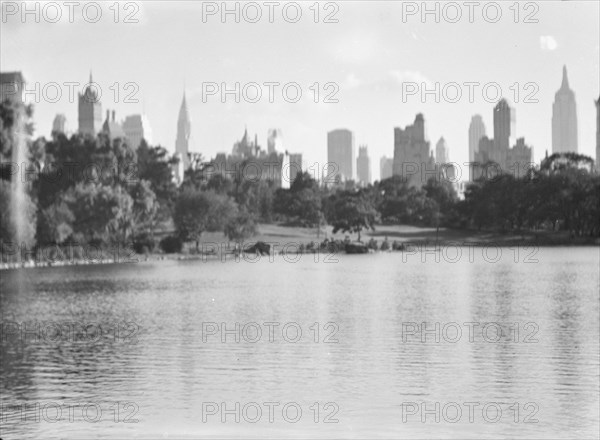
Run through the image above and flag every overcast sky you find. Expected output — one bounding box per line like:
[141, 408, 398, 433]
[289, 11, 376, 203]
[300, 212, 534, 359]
[2, 1, 599, 180]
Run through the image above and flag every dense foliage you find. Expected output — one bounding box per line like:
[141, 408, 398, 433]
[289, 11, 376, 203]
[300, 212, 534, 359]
[1, 101, 598, 260]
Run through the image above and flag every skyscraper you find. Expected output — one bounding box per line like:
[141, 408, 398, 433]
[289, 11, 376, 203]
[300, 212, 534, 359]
[468, 115, 486, 179]
[267, 129, 283, 154]
[175, 92, 191, 169]
[392, 113, 433, 188]
[327, 129, 355, 182]
[493, 98, 516, 154]
[356, 145, 371, 185]
[380, 156, 393, 180]
[123, 114, 153, 149]
[78, 73, 102, 136]
[596, 96, 600, 171]
[288, 153, 302, 184]
[435, 137, 449, 164]
[52, 114, 67, 135]
[552, 65, 578, 154]
[435, 136, 456, 181]
[507, 138, 533, 177]
[282, 152, 302, 188]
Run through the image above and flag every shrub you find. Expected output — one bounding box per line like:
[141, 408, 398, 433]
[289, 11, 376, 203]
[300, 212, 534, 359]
[159, 235, 182, 253]
[132, 232, 156, 254]
[380, 238, 390, 251]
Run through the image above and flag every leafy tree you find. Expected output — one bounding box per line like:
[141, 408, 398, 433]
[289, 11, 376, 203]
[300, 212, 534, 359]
[36, 201, 74, 245]
[274, 172, 322, 226]
[325, 189, 378, 242]
[174, 189, 237, 250]
[137, 140, 178, 221]
[205, 173, 234, 195]
[128, 179, 158, 234]
[159, 235, 183, 253]
[235, 179, 275, 223]
[64, 182, 135, 245]
[225, 208, 258, 244]
[377, 176, 429, 224]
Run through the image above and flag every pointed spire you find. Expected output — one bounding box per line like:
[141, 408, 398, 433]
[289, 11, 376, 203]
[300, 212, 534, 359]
[177, 89, 190, 125]
[89, 70, 93, 84]
[561, 65, 569, 89]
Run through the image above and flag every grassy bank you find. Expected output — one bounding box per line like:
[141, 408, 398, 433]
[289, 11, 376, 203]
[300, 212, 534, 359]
[194, 223, 600, 247]
[170, 223, 599, 257]
[3, 223, 597, 270]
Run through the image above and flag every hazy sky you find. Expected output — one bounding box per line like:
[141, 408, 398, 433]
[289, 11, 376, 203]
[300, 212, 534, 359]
[2, 1, 599, 180]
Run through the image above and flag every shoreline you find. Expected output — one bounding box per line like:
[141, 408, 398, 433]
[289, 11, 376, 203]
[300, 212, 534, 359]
[2, 225, 598, 271]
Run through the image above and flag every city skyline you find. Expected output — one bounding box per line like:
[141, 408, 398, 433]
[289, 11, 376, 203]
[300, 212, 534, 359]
[2, 1, 599, 180]
[2, 67, 595, 185]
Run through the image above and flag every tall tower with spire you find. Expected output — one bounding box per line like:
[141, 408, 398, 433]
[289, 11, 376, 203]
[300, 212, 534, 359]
[596, 96, 600, 172]
[175, 92, 191, 169]
[78, 72, 102, 136]
[552, 65, 578, 153]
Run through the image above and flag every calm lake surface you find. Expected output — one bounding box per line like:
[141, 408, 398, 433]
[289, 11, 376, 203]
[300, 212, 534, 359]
[1, 247, 599, 439]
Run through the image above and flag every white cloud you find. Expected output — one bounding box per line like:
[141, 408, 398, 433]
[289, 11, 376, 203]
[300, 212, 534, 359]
[540, 35, 558, 51]
[343, 73, 362, 89]
[389, 70, 433, 88]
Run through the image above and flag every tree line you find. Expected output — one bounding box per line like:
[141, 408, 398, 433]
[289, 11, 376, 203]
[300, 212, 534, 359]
[1, 101, 598, 261]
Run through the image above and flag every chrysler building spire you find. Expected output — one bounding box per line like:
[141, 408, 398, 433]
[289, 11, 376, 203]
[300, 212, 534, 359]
[175, 90, 191, 169]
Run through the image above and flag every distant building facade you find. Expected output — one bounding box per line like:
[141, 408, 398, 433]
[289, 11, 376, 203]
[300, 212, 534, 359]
[232, 127, 261, 157]
[474, 135, 532, 179]
[380, 156, 393, 180]
[356, 145, 371, 185]
[506, 138, 534, 177]
[78, 73, 103, 136]
[435, 137, 449, 164]
[267, 129, 283, 154]
[207, 127, 299, 189]
[327, 129, 355, 182]
[392, 113, 434, 188]
[468, 115, 486, 180]
[493, 98, 516, 156]
[52, 114, 67, 135]
[435, 137, 456, 181]
[552, 65, 578, 154]
[288, 152, 302, 185]
[102, 110, 125, 141]
[471, 98, 532, 179]
[0, 71, 25, 104]
[123, 114, 153, 149]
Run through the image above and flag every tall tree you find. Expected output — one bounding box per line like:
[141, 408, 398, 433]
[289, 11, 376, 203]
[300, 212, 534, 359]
[174, 189, 237, 250]
[325, 189, 378, 242]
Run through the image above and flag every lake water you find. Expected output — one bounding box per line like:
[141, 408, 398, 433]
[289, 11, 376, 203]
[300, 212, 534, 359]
[1, 247, 599, 439]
